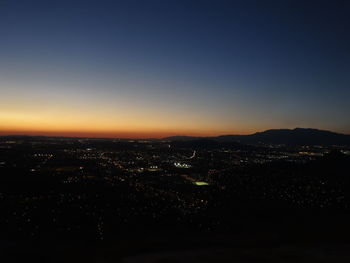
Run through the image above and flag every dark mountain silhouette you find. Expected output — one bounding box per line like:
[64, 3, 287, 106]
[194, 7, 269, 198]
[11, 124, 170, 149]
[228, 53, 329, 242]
[2, 128, 350, 145]
[165, 128, 350, 145]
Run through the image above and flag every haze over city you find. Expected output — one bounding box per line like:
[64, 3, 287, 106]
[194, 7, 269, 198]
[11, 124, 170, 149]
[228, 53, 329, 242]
[1, 0, 349, 138]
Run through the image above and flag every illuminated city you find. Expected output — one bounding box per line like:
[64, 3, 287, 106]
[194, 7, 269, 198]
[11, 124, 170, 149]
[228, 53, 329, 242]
[1, 131, 350, 261]
[1, 0, 350, 262]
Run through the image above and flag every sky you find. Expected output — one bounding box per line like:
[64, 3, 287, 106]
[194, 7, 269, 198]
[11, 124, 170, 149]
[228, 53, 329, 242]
[0, 0, 349, 138]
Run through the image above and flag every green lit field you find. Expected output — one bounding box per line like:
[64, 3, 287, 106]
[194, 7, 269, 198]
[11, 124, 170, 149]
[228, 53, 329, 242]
[193, 182, 209, 186]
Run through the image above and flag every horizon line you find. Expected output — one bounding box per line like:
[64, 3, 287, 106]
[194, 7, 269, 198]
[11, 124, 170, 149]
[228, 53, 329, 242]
[0, 127, 348, 140]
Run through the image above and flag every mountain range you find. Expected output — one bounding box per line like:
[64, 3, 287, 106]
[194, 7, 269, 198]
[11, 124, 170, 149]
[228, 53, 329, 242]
[165, 128, 350, 146]
[1, 128, 350, 146]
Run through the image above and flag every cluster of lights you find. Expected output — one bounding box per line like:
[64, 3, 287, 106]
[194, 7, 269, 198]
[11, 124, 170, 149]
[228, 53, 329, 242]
[174, 162, 191, 168]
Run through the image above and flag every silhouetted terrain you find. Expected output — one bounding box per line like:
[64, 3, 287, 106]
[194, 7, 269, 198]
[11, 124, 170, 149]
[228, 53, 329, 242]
[0, 135, 350, 262]
[165, 128, 350, 145]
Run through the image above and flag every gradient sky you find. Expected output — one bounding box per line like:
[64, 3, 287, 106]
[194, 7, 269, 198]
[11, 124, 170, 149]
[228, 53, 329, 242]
[1, 0, 349, 138]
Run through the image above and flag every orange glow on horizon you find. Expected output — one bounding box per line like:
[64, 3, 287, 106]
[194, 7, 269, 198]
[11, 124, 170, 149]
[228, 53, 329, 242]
[0, 128, 254, 139]
[0, 106, 256, 138]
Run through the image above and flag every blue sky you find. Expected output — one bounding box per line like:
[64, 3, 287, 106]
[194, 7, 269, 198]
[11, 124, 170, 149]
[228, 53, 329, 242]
[0, 0, 349, 137]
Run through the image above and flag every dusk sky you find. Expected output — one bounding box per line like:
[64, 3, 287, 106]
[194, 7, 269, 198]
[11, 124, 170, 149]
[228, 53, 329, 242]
[1, 0, 349, 138]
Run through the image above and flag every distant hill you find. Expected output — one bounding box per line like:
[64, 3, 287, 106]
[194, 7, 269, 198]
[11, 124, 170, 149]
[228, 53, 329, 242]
[165, 128, 350, 145]
[2, 128, 349, 146]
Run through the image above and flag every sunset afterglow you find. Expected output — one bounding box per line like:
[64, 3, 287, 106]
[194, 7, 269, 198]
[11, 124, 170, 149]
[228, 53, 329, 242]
[1, 1, 349, 137]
